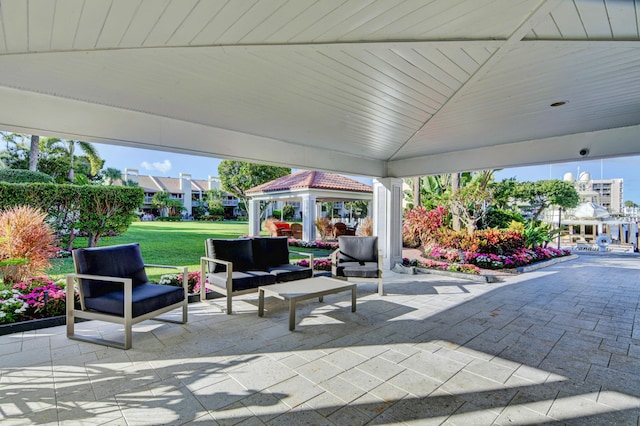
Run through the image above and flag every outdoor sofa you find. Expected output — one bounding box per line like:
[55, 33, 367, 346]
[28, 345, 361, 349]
[200, 237, 313, 313]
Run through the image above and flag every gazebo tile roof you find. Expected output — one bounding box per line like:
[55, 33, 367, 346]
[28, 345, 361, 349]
[247, 170, 372, 194]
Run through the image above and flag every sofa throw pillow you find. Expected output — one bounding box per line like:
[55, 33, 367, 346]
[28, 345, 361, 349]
[207, 239, 255, 272]
[252, 237, 290, 268]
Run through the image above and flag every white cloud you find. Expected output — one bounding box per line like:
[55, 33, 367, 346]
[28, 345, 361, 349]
[141, 160, 172, 173]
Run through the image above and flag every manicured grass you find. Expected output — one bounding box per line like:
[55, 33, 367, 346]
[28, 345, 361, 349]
[46, 221, 331, 281]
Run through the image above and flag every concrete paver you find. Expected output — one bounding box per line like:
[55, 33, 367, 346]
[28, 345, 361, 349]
[1, 254, 640, 424]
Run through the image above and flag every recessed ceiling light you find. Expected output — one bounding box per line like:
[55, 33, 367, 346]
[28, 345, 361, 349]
[550, 101, 568, 107]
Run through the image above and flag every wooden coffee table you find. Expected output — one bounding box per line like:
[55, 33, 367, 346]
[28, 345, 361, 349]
[258, 276, 356, 330]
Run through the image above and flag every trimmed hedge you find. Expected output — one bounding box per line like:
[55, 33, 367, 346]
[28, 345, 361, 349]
[0, 182, 144, 248]
[0, 169, 54, 183]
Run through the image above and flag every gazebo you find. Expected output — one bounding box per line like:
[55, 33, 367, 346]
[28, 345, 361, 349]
[246, 170, 373, 241]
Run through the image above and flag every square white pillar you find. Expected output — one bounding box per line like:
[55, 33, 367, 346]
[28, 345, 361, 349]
[373, 178, 403, 270]
[248, 199, 261, 237]
[302, 194, 317, 241]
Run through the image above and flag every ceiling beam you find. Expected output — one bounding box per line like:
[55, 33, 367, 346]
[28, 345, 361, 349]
[0, 85, 386, 177]
[386, 123, 640, 177]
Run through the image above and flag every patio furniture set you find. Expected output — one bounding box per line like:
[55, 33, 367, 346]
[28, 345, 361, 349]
[65, 236, 382, 348]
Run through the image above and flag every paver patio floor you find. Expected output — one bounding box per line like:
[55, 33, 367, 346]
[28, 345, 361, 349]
[1, 254, 639, 425]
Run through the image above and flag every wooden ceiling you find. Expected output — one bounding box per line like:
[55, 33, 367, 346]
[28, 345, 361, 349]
[1, 0, 639, 177]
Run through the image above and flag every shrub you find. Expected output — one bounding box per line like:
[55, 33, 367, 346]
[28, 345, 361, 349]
[314, 217, 333, 240]
[0, 169, 54, 183]
[481, 207, 523, 229]
[360, 217, 373, 236]
[0, 206, 57, 283]
[403, 206, 448, 248]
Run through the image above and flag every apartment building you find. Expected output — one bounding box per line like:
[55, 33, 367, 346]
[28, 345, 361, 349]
[122, 168, 240, 218]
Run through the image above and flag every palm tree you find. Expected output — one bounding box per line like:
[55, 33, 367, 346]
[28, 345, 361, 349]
[103, 167, 122, 185]
[66, 140, 102, 182]
[29, 135, 39, 171]
[41, 138, 103, 182]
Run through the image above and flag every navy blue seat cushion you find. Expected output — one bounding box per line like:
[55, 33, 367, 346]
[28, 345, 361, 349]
[84, 283, 184, 317]
[205, 239, 255, 272]
[207, 270, 277, 292]
[266, 264, 313, 282]
[337, 236, 378, 264]
[74, 243, 149, 298]
[252, 237, 290, 269]
[336, 261, 379, 278]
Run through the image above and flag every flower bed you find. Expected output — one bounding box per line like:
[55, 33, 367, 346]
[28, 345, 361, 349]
[295, 257, 332, 271]
[288, 239, 338, 250]
[402, 258, 481, 275]
[0, 276, 70, 325]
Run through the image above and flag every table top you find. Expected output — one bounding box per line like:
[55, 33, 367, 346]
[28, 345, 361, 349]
[259, 276, 355, 299]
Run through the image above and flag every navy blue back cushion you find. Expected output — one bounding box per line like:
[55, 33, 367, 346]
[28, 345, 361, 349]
[252, 237, 290, 268]
[74, 243, 148, 298]
[205, 239, 255, 272]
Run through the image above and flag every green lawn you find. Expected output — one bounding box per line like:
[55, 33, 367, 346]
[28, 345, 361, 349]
[47, 221, 331, 281]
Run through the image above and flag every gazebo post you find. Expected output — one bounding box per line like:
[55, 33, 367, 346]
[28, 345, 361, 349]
[302, 194, 317, 242]
[248, 199, 261, 237]
[373, 178, 403, 270]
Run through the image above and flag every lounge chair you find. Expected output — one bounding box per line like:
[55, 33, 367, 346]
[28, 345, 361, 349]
[66, 243, 188, 349]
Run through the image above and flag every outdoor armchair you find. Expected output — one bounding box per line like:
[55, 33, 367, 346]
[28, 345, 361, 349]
[66, 243, 188, 350]
[331, 236, 384, 295]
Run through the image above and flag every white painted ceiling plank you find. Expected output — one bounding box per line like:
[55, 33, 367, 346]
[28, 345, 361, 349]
[207, 0, 285, 44]
[543, 1, 587, 39]
[1, 0, 28, 52]
[95, 0, 142, 48]
[51, 0, 83, 51]
[73, 0, 112, 50]
[293, 1, 375, 43]
[190, 0, 259, 45]
[165, 1, 227, 46]
[119, 0, 171, 47]
[605, 0, 639, 38]
[27, 0, 55, 52]
[143, 0, 199, 46]
[339, 0, 430, 40]
[576, 0, 613, 39]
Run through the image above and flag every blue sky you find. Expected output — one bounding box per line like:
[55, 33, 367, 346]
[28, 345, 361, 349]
[95, 143, 640, 204]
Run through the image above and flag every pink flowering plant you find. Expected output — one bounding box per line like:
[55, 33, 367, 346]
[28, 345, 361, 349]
[0, 276, 71, 324]
[288, 239, 338, 250]
[296, 257, 332, 271]
[159, 270, 202, 294]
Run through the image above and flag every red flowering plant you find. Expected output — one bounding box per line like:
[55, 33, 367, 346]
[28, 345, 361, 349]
[403, 206, 449, 248]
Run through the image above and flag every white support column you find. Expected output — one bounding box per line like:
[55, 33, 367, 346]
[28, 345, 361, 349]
[373, 178, 403, 270]
[302, 194, 317, 241]
[248, 199, 261, 237]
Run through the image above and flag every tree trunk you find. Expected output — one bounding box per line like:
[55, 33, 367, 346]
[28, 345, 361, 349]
[412, 176, 421, 208]
[451, 172, 461, 231]
[67, 140, 75, 182]
[29, 135, 39, 171]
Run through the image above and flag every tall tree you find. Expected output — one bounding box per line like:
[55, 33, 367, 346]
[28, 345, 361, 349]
[218, 160, 290, 215]
[512, 180, 580, 220]
[450, 172, 461, 231]
[448, 170, 495, 234]
[412, 176, 421, 209]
